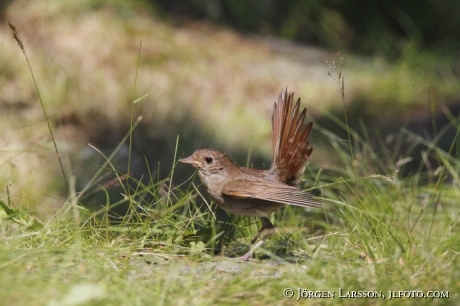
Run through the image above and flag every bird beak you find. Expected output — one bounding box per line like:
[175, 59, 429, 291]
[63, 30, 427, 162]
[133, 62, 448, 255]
[179, 156, 201, 167]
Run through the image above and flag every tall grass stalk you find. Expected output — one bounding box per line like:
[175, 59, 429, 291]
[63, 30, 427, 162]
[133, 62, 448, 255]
[8, 22, 68, 190]
[327, 53, 354, 166]
[127, 41, 143, 201]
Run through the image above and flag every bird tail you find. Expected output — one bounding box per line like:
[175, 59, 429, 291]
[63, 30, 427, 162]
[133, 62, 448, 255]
[270, 88, 313, 186]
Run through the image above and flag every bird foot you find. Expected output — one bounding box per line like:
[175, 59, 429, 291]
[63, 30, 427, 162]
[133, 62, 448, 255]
[238, 251, 253, 261]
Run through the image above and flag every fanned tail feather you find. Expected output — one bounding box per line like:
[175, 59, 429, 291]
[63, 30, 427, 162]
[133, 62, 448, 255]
[271, 88, 313, 186]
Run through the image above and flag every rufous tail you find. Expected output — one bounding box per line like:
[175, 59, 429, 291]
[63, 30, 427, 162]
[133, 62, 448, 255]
[270, 88, 313, 186]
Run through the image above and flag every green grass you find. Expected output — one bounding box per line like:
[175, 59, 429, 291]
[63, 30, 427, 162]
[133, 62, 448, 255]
[2, 1, 459, 305]
[1, 112, 459, 305]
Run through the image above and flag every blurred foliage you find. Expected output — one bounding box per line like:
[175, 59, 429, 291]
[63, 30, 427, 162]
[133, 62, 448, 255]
[152, 0, 460, 60]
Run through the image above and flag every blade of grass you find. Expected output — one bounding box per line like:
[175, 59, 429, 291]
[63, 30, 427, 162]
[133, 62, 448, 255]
[8, 22, 68, 190]
[127, 41, 142, 209]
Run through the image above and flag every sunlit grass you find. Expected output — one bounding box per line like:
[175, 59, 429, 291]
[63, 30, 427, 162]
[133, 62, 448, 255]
[1, 0, 459, 305]
[1, 55, 459, 302]
[1, 110, 459, 304]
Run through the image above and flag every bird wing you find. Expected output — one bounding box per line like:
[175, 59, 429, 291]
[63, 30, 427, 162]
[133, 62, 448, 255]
[222, 179, 322, 208]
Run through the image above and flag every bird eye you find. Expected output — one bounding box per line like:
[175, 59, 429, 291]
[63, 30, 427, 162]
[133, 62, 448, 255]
[205, 156, 213, 164]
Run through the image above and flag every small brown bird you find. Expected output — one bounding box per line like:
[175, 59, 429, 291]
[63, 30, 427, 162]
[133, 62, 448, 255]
[180, 88, 322, 260]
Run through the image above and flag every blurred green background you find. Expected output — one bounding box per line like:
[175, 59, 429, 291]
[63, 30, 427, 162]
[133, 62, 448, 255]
[154, 0, 460, 59]
[1, 0, 459, 212]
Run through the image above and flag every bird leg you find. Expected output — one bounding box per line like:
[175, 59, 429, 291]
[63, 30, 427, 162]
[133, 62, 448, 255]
[239, 217, 275, 261]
